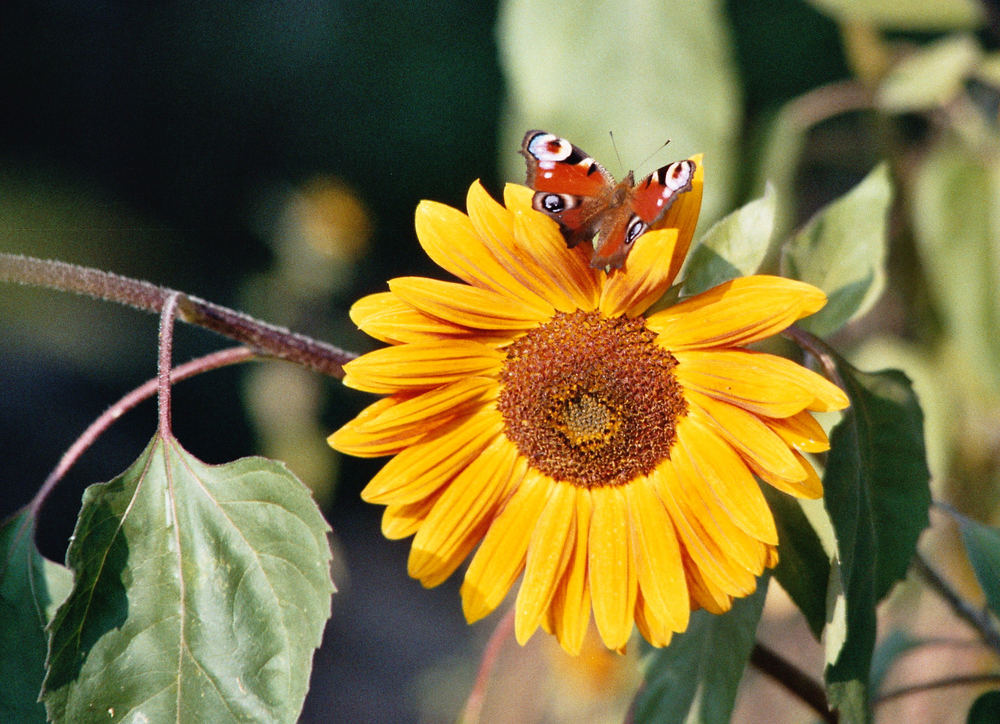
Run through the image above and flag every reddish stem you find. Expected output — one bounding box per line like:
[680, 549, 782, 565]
[28, 347, 256, 517]
[460, 606, 516, 724]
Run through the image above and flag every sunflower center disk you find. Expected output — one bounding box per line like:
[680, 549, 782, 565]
[498, 309, 686, 487]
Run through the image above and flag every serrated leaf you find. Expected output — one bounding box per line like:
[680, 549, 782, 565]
[969, 690, 1000, 724]
[682, 184, 777, 295]
[762, 487, 830, 638]
[1, 509, 73, 722]
[957, 517, 1000, 618]
[782, 164, 892, 336]
[822, 357, 931, 717]
[912, 141, 1000, 389]
[806, 0, 983, 31]
[497, 0, 741, 224]
[633, 578, 767, 724]
[877, 35, 981, 113]
[42, 434, 334, 723]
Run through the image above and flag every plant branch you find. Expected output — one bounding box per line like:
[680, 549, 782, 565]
[876, 672, 1000, 704]
[460, 605, 515, 724]
[158, 293, 180, 435]
[913, 552, 1000, 656]
[29, 346, 257, 518]
[750, 642, 836, 723]
[0, 253, 356, 377]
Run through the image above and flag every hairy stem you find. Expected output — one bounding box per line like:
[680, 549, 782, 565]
[29, 347, 257, 517]
[0, 253, 356, 377]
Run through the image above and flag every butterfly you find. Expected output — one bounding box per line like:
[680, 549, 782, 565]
[520, 130, 696, 272]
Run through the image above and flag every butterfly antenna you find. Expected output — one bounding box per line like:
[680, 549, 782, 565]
[637, 139, 672, 172]
[609, 130, 625, 175]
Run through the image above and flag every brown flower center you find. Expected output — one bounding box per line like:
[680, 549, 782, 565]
[497, 309, 686, 487]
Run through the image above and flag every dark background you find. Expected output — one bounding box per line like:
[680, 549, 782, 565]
[0, 1, 848, 720]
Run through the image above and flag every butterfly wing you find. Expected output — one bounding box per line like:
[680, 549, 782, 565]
[589, 160, 697, 271]
[630, 160, 696, 226]
[520, 130, 615, 248]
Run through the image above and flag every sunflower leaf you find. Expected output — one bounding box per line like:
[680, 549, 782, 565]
[683, 184, 776, 295]
[821, 357, 930, 717]
[634, 578, 768, 724]
[969, 691, 1000, 723]
[0, 509, 73, 722]
[762, 487, 829, 638]
[956, 516, 1000, 618]
[782, 163, 892, 337]
[41, 435, 334, 723]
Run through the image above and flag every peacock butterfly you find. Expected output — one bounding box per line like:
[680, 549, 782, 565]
[520, 129, 696, 272]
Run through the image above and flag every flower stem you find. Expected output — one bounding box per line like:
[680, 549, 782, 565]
[912, 551, 1000, 656]
[0, 253, 356, 377]
[460, 606, 515, 724]
[750, 642, 836, 723]
[28, 347, 256, 518]
[158, 293, 180, 436]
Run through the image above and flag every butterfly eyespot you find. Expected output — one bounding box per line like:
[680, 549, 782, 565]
[533, 192, 578, 214]
[625, 216, 647, 245]
[528, 132, 573, 162]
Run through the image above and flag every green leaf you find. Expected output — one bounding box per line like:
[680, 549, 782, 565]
[682, 184, 776, 295]
[806, 0, 984, 31]
[877, 35, 981, 113]
[42, 435, 334, 723]
[0, 509, 73, 722]
[782, 164, 892, 336]
[634, 578, 767, 724]
[912, 141, 1000, 389]
[750, 106, 809, 243]
[821, 357, 931, 717]
[969, 691, 1000, 724]
[497, 0, 741, 224]
[956, 516, 1000, 618]
[762, 487, 830, 638]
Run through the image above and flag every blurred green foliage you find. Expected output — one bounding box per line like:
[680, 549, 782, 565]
[3, 0, 1000, 721]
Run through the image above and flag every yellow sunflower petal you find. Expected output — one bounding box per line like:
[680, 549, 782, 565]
[389, 276, 550, 330]
[342, 340, 504, 394]
[382, 495, 438, 540]
[461, 470, 550, 623]
[409, 438, 526, 587]
[634, 590, 675, 648]
[675, 349, 828, 418]
[598, 228, 680, 318]
[682, 551, 735, 615]
[766, 410, 831, 453]
[675, 415, 779, 545]
[415, 197, 554, 313]
[515, 481, 578, 645]
[465, 182, 601, 313]
[588, 485, 638, 651]
[625, 478, 689, 633]
[662, 153, 704, 283]
[647, 276, 827, 350]
[753, 451, 824, 499]
[685, 389, 806, 484]
[328, 397, 427, 457]
[545, 487, 593, 656]
[350, 291, 503, 345]
[361, 407, 503, 505]
[345, 376, 497, 435]
[652, 461, 760, 595]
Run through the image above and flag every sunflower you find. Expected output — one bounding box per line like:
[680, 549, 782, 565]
[329, 157, 849, 654]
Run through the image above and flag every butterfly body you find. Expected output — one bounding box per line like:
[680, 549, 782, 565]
[520, 130, 696, 271]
